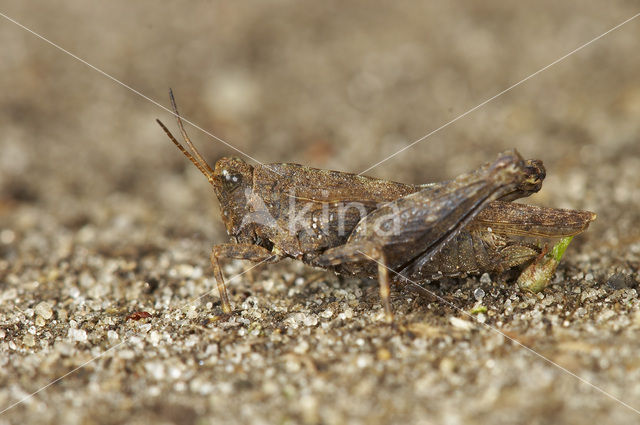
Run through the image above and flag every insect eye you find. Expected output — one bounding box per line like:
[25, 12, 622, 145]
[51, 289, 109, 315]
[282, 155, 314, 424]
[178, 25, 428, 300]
[222, 171, 242, 186]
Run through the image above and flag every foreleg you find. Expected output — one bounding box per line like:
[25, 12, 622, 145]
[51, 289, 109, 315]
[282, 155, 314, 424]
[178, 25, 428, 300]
[211, 244, 279, 314]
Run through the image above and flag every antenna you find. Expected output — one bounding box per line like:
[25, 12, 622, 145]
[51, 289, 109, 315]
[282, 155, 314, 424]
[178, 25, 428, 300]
[156, 89, 216, 183]
[156, 119, 214, 183]
[168, 89, 215, 176]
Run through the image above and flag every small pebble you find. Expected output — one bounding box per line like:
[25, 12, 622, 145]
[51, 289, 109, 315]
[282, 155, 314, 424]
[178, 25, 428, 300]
[23, 334, 35, 347]
[56, 342, 74, 357]
[377, 348, 392, 361]
[439, 358, 455, 374]
[186, 306, 198, 320]
[0, 229, 16, 244]
[356, 355, 371, 368]
[145, 362, 166, 380]
[473, 288, 485, 301]
[480, 273, 491, 284]
[450, 317, 474, 330]
[606, 272, 635, 290]
[293, 340, 309, 354]
[119, 349, 135, 360]
[320, 309, 333, 319]
[303, 315, 318, 327]
[148, 331, 161, 345]
[68, 328, 87, 343]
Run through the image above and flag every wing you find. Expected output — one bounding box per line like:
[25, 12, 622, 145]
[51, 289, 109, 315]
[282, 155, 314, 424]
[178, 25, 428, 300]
[472, 201, 597, 237]
[320, 150, 530, 274]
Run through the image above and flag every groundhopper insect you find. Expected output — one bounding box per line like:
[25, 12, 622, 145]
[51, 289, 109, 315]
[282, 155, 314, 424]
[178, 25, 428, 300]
[156, 92, 596, 322]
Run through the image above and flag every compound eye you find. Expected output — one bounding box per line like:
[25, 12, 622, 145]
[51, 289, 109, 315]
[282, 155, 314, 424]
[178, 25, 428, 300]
[221, 169, 242, 186]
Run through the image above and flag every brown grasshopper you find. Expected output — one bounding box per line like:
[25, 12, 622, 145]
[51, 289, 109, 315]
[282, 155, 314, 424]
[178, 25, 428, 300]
[156, 93, 596, 322]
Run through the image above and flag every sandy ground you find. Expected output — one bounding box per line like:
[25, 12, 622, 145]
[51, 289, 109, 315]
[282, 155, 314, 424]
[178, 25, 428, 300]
[1, 2, 640, 424]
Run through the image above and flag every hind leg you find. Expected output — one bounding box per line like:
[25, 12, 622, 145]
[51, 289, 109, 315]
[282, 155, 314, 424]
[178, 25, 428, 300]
[318, 241, 394, 322]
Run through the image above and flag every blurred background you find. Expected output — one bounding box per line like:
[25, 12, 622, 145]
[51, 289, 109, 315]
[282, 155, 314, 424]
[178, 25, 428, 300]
[1, 1, 640, 424]
[1, 1, 638, 244]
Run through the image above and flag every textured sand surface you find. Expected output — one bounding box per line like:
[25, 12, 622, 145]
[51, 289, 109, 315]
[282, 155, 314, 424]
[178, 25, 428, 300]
[1, 2, 640, 424]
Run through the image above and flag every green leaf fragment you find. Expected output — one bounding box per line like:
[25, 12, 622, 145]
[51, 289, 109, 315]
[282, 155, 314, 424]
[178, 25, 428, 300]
[551, 236, 574, 262]
[470, 305, 487, 314]
[517, 236, 574, 293]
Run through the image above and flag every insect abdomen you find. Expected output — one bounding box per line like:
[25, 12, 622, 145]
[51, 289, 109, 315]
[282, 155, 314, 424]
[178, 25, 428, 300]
[415, 230, 500, 279]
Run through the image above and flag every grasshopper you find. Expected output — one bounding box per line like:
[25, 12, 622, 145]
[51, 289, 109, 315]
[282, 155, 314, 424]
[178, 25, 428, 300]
[156, 93, 596, 322]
